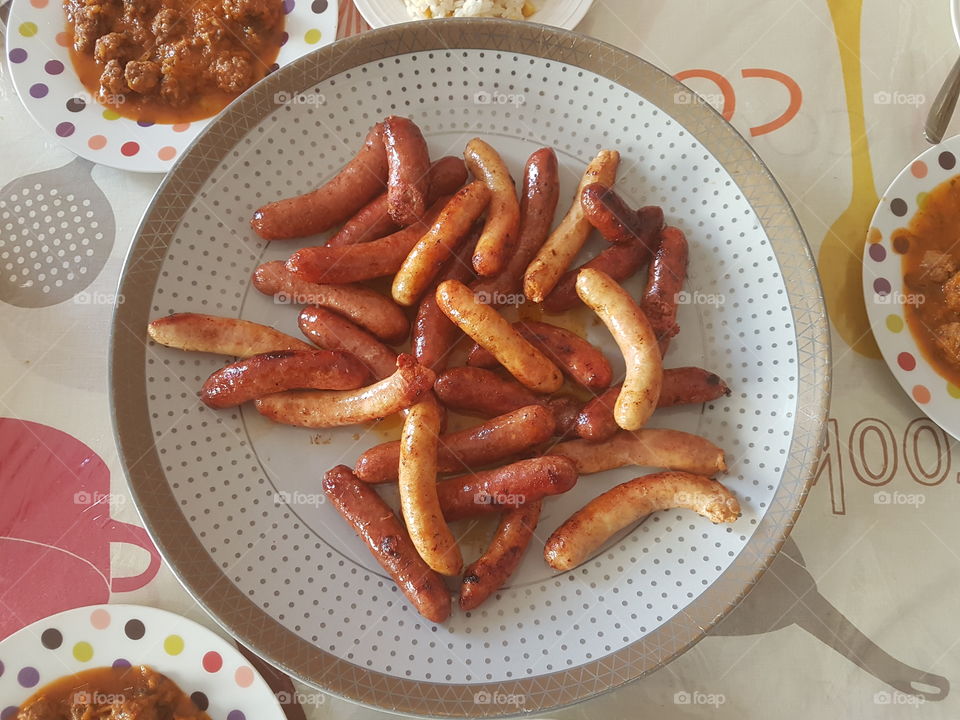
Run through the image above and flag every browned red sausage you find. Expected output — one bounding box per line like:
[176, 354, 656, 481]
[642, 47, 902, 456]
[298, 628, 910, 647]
[286, 197, 448, 284]
[433, 367, 540, 418]
[467, 320, 612, 390]
[541, 205, 664, 313]
[355, 405, 556, 483]
[580, 183, 648, 243]
[459, 500, 541, 611]
[200, 350, 368, 409]
[322, 465, 451, 623]
[437, 456, 578, 521]
[384, 116, 431, 225]
[575, 367, 731, 441]
[412, 234, 476, 372]
[658, 366, 731, 406]
[327, 156, 468, 247]
[298, 307, 398, 380]
[471, 147, 559, 303]
[433, 367, 578, 436]
[642, 225, 689, 354]
[545, 395, 581, 438]
[251, 123, 389, 240]
[252, 261, 409, 343]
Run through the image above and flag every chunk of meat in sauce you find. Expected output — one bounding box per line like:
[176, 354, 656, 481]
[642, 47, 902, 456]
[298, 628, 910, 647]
[943, 271, 960, 314]
[16, 665, 209, 720]
[125, 59, 162, 93]
[935, 322, 960, 365]
[150, 7, 178, 43]
[68, 0, 123, 53]
[920, 250, 957, 283]
[13, 697, 58, 720]
[222, 0, 281, 28]
[158, 41, 204, 106]
[211, 52, 255, 93]
[99, 58, 130, 97]
[93, 31, 133, 63]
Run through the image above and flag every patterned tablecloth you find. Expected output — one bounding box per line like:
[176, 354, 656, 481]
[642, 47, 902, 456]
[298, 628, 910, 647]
[2, 0, 960, 717]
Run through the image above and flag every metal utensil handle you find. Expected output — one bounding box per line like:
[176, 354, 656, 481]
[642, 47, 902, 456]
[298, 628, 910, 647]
[925, 55, 960, 144]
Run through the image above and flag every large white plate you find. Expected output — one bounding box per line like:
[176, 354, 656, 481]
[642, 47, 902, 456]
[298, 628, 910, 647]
[111, 19, 830, 717]
[0, 604, 284, 720]
[5, 0, 338, 173]
[353, 0, 593, 30]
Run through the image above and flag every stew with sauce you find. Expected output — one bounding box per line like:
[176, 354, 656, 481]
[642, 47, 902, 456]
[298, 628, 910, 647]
[64, 0, 285, 123]
[898, 174, 960, 387]
[15, 664, 211, 720]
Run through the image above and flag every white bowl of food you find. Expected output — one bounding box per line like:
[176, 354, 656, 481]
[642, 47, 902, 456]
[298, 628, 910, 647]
[353, 0, 594, 29]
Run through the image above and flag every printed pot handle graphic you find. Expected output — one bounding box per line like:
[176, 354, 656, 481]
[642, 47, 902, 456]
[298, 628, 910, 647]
[106, 519, 162, 593]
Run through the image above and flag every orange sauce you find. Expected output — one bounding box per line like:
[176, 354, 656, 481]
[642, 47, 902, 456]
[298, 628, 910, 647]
[64, 0, 284, 124]
[899, 174, 960, 386]
[15, 665, 210, 719]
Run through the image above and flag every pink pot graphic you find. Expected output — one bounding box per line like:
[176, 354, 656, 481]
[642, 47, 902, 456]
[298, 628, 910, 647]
[0, 418, 161, 638]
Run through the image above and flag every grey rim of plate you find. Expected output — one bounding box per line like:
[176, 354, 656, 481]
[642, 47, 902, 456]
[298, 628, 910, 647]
[109, 18, 832, 718]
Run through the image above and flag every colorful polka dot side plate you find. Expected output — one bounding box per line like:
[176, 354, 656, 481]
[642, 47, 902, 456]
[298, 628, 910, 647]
[5, 0, 337, 173]
[0, 604, 284, 719]
[863, 135, 960, 440]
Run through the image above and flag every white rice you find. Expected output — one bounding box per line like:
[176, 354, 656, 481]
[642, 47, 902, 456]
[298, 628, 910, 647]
[403, 0, 528, 21]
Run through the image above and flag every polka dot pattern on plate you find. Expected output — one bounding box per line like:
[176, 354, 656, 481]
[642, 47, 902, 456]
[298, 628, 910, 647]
[125, 619, 145, 639]
[40, 630, 62, 649]
[897, 352, 916, 371]
[164, 635, 184, 656]
[72, 641, 93, 662]
[202, 651, 223, 672]
[864, 134, 960, 445]
[17, 667, 38, 688]
[0, 605, 282, 720]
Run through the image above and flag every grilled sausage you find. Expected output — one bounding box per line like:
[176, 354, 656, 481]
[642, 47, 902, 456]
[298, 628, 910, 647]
[355, 405, 556, 483]
[251, 123, 388, 240]
[252, 261, 409, 343]
[466, 320, 612, 390]
[327, 156, 467, 246]
[298, 306, 398, 380]
[641, 226, 689, 355]
[322, 465, 451, 623]
[147, 313, 312, 356]
[286, 197, 448, 284]
[541, 205, 663, 313]
[575, 367, 731, 441]
[200, 350, 368, 408]
[472, 147, 560, 303]
[384, 115, 431, 225]
[544, 472, 739, 571]
[459, 501, 541, 611]
[254, 354, 434, 428]
[437, 456, 578, 521]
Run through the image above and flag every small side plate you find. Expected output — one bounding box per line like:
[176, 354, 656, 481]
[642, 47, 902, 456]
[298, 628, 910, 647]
[0, 604, 285, 720]
[862, 135, 960, 439]
[5, 0, 338, 173]
[352, 0, 593, 30]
